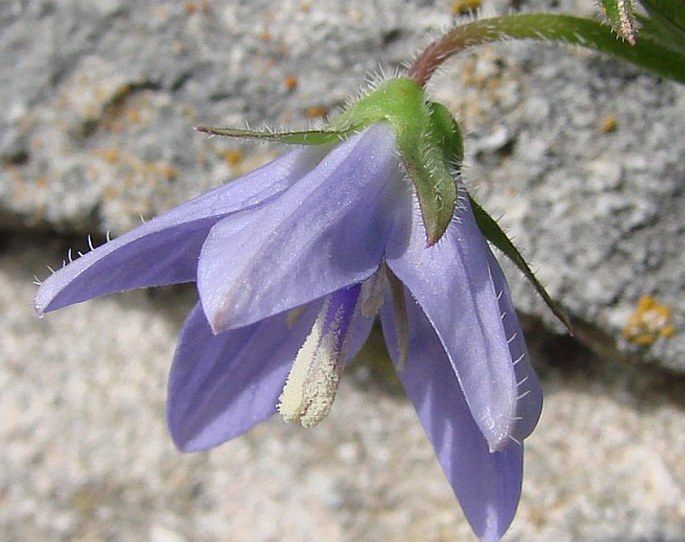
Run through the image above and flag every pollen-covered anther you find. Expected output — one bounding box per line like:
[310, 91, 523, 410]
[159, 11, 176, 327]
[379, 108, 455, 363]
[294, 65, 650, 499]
[278, 298, 346, 428]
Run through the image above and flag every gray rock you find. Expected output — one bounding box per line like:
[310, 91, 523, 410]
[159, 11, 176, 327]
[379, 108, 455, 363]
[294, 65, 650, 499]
[0, 0, 428, 234]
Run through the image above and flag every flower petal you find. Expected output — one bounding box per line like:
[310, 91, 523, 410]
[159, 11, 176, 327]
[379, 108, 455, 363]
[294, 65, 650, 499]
[486, 249, 543, 442]
[167, 301, 320, 451]
[381, 291, 523, 542]
[386, 195, 533, 452]
[198, 124, 408, 332]
[35, 145, 327, 315]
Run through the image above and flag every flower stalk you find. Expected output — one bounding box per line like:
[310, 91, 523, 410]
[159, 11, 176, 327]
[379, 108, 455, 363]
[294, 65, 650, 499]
[408, 13, 685, 87]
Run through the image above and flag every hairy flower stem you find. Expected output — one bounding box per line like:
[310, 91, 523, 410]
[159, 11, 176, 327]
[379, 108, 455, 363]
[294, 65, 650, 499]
[408, 13, 685, 87]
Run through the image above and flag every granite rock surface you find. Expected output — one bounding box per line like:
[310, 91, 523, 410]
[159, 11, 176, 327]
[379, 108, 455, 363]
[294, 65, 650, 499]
[1, 0, 684, 540]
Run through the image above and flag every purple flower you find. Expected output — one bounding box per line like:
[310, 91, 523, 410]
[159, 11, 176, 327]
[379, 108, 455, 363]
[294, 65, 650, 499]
[35, 123, 542, 541]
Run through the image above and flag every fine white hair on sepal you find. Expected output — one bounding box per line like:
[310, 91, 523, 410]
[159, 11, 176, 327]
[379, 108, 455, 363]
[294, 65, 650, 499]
[341, 66, 408, 113]
[455, 184, 469, 207]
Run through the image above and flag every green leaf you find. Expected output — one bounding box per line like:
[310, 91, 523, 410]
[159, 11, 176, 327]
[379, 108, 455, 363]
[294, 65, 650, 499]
[469, 195, 574, 334]
[638, 0, 685, 56]
[194, 126, 347, 145]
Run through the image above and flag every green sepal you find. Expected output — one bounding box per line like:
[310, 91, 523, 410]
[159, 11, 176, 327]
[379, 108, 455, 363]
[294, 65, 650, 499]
[198, 78, 464, 244]
[600, 0, 638, 44]
[470, 195, 574, 334]
[333, 79, 461, 245]
[194, 126, 347, 146]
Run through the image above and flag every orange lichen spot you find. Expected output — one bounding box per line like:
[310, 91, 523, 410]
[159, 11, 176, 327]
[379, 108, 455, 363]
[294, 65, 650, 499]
[623, 295, 676, 346]
[298, 2, 311, 12]
[101, 148, 120, 164]
[283, 75, 298, 91]
[224, 149, 244, 167]
[306, 106, 328, 119]
[154, 6, 170, 20]
[110, 119, 125, 133]
[452, 0, 481, 16]
[486, 78, 500, 92]
[259, 30, 272, 42]
[160, 164, 179, 180]
[184, 1, 210, 14]
[126, 108, 142, 124]
[600, 115, 618, 134]
[36, 176, 48, 189]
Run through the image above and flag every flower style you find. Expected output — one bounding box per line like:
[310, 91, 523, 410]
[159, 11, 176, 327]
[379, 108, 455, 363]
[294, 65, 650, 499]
[35, 92, 543, 541]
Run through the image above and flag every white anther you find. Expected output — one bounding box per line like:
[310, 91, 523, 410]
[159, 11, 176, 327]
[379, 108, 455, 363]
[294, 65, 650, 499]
[278, 298, 345, 428]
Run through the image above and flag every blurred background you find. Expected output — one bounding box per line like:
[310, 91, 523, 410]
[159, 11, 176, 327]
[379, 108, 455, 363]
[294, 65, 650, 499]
[1, 1, 683, 540]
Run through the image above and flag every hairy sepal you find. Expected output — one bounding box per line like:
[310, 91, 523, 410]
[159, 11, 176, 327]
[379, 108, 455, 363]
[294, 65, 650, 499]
[199, 79, 465, 245]
[194, 126, 347, 146]
[334, 79, 462, 245]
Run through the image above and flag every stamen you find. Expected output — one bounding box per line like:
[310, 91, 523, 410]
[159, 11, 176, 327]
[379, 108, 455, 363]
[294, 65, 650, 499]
[278, 286, 360, 428]
[386, 268, 409, 370]
[360, 270, 385, 318]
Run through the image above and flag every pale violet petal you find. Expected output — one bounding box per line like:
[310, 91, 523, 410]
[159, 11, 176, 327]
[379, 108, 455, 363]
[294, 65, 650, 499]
[167, 301, 320, 451]
[387, 195, 528, 452]
[380, 291, 523, 542]
[198, 124, 409, 332]
[35, 145, 327, 315]
[485, 249, 543, 442]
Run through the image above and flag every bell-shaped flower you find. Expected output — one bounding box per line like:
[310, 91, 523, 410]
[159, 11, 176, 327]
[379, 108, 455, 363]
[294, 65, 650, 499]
[35, 78, 548, 542]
